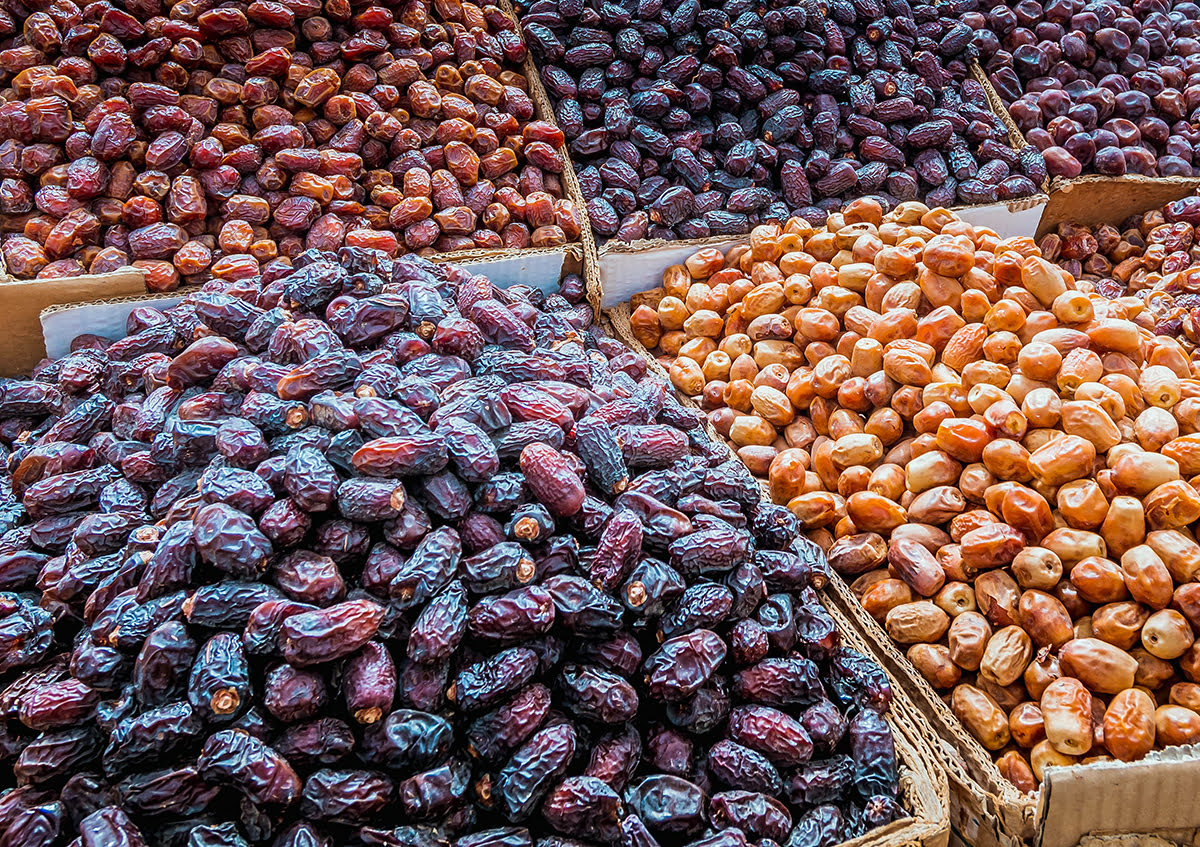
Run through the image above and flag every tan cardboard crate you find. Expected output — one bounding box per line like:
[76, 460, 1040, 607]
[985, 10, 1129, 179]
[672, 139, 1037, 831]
[598, 222, 1200, 847]
[0, 267, 147, 377]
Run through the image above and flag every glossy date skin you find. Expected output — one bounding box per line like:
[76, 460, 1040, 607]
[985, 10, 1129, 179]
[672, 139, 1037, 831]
[0, 250, 902, 845]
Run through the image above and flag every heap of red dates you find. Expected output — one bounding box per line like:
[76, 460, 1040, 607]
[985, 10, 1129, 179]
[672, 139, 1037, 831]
[0, 0, 584, 285]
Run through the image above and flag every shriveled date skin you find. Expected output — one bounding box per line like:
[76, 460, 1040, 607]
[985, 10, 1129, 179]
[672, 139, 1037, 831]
[196, 730, 301, 806]
[496, 721, 577, 822]
[279, 599, 384, 667]
[467, 685, 553, 765]
[644, 629, 727, 702]
[541, 776, 623, 841]
[519, 443, 585, 518]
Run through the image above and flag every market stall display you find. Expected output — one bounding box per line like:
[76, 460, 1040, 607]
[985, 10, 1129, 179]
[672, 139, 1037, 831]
[14, 0, 1200, 841]
[624, 197, 1200, 792]
[0, 0, 584, 283]
[0, 250, 951, 847]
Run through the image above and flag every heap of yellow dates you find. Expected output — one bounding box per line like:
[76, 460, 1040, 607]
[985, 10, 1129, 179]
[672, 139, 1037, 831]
[629, 197, 1200, 792]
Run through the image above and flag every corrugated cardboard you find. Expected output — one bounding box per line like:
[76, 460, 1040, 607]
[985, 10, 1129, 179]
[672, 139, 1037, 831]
[41, 291, 186, 360]
[956, 194, 1048, 240]
[1038, 175, 1200, 237]
[1038, 746, 1200, 847]
[598, 221, 1200, 847]
[0, 268, 147, 377]
[1078, 835, 1187, 847]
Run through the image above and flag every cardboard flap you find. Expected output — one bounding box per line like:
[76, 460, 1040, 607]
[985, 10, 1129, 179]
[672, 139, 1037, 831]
[599, 238, 742, 308]
[1039, 176, 1200, 237]
[955, 195, 1048, 240]
[41, 292, 186, 359]
[0, 269, 146, 377]
[1037, 745, 1200, 847]
[452, 248, 569, 293]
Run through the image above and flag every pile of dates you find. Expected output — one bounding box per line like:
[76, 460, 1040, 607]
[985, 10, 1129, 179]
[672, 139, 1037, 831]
[630, 197, 1200, 791]
[1037, 194, 1200, 343]
[516, 0, 1046, 243]
[980, 0, 1200, 178]
[0, 249, 907, 846]
[0, 0, 584, 284]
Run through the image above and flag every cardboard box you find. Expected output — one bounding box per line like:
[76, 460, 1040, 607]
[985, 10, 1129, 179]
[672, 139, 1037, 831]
[597, 192, 1048, 310]
[9, 0, 601, 378]
[599, 236, 744, 309]
[825, 579, 1200, 847]
[1038, 175, 1200, 238]
[41, 290, 186, 361]
[0, 268, 147, 377]
[599, 213, 1200, 847]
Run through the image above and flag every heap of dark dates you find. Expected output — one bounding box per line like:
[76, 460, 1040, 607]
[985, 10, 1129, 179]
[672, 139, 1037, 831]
[516, 0, 1047, 242]
[0, 0, 584, 283]
[0, 249, 905, 847]
[979, 0, 1200, 179]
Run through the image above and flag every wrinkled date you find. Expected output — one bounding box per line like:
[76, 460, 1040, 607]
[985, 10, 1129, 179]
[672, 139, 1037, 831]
[0, 249, 904, 846]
